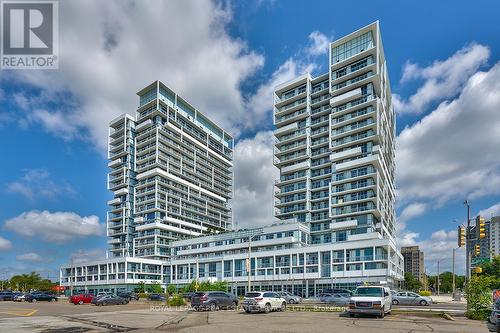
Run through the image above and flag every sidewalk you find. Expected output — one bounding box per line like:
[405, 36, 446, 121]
[431, 294, 466, 304]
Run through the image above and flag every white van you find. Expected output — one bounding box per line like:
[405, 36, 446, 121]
[348, 286, 392, 318]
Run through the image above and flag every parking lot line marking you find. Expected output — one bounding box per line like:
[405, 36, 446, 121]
[0, 309, 38, 317]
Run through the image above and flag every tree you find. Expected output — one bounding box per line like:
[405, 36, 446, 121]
[479, 255, 500, 289]
[465, 274, 493, 320]
[149, 282, 163, 293]
[404, 272, 421, 291]
[166, 284, 176, 296]
[136, 281, 146, 293]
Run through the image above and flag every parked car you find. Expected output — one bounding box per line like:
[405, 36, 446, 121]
[348, 286, 392, 318]
[319, 293, 351, 306]
[488, 298, 500, 333]
[241, 291, 287, 314]
[69, 294, 94, 305]
[96, 292, 113, 298]
[392, 291, 432, 306]
[182, 292, 195, 301]
[322, 288, 353, 296]
[276, 291, 302, 304]
[147, 293, 166, 302]
[191, 291, 238, 311]
[117, 291, 139, 301]
[25, 292, 58, 302]
[13, 293, 27, 302]
[92, 295, 128, 306]
[0, 291, 14, 301]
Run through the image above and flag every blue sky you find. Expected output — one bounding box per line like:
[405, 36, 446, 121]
[1, 0, 500, 280]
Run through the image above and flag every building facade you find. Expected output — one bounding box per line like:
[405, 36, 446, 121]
[107, 81, 233, 260]
[468, 216, 491, 272]
[400, 246, 425, 283]
[61, 220, 402, 296]
[490, 216, 500, 258]
[61, 22, 404, 295]
[273, 21, 396, 245]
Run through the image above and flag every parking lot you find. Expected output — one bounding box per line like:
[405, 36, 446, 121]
[0, 300, 490, 332]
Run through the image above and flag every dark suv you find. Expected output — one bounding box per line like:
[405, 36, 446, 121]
[0, 291, 14, 301]
[25, 292, 58, 302]
[191, 291, 238, 311]
[117, 291, 139, 301]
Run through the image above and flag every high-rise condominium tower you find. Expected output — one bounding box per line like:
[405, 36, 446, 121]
[107, 81, 233, 260]
[274, 21, 396, 246]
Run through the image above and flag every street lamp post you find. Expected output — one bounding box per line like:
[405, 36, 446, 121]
[464, 200, 471, 282]
[437, 258, 446, 296]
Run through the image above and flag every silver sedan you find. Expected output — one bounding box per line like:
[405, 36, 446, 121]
[392, 291, 432, 306]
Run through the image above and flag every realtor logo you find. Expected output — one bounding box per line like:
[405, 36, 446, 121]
[1, 0, 58, 69]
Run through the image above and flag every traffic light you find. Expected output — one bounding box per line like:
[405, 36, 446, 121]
[458, 226, 466, 247]
[477, 216, 486, 239]
[475, 244, 481, 256]
[474, 267, 482, 274]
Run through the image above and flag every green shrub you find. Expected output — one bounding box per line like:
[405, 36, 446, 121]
[137, 292, 148, 299]
[167, 294, 186, 306]
[465, 309, 490, 320]
[166, 284, 176, 296]
[419, 290, 432, 296]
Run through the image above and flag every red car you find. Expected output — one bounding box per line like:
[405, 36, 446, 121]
[69, 294, 94, 305]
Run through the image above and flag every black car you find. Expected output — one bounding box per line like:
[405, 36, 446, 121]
[488, 298, 500, 333]
[147, 293, 166, 302]
[117, 291, 139, 301]
[91, 295, 128, 306]
[25, 292, 58, 302]
[0, 291, 14, 301]
[182, 292, 195, 300]
[191, 291, 238, 311]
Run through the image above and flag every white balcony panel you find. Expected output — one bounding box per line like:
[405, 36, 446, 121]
[108, 159, 122, 167]
[335, 154, 379, 172]
[136, 119, 153, 131]
[114, 188, 129, 196]
[330, 147, 362, 161]
[282, 160, 310, 173]
[274, 122, 298, 136]
[347, 232, 381, 242]
[107, 198, 122, 205]
[330, 220, 358, 230]
[330, 88, 362, 106]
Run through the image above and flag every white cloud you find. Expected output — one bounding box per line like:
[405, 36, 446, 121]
[70, 248, 106, 264]
[2, 2, 332, 153]
[2, 0, 265, 152]
[0, 236, 12, 251]
[16, 253, 45, 263]
[394, 43, 490, 114]
[4, 210, 104, 244]
[479, 202, 500, 219]
[307, 31, 329, 56]
[396, 61, 500, 206]
[398, 228, 464, 274]
[397, 202, 427, 226]
[233, 131, 279, 229]
[6, 169, 75, 201]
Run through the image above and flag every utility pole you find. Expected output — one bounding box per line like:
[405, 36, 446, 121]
[437, 259, 445, 296]
[452, 248, 456, 294]
[464, 200, 471, 282]
[437, 261, 440, 296]
[247, 236, 252, 293]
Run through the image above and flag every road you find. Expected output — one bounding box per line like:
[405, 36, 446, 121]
[0, 301, 490, 332]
